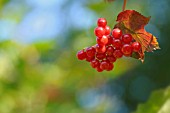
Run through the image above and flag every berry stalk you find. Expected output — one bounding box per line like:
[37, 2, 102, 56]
[122, 0, 127, 11]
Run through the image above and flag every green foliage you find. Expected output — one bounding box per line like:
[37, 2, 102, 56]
[134, 87, 170, 113]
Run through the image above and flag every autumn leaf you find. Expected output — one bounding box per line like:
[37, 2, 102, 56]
[115, 10, 160, 62]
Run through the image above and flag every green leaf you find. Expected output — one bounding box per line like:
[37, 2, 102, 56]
[134, 87, 170, 113]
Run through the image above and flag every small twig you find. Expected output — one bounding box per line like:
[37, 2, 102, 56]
[122, 0, 127, 11]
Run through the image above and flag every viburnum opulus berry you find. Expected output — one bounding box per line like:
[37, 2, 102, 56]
[96, 53, 106, 60]
[112, 38, 122, 49]
[100, 60, 110, 70]
[121, 44, 132, 56]
[95, 44, 106, 53]
[106, 56, 116, 63]
[76, 18, 143, 72]
[96, 36, 108, 46]
[113, 49, 123, 58]
[94, 27, 105, 37]
[96, 65, 103, 72]
[90, 59, 100, 68]
[106, 46, 114, 56]
[86, 47, 96, 58]
[107, 63, 114, 71]
[112, 28, 122, 39]
[107, 35, 113, 45]
[97, 18, 107, 27]
[86, 55, 95, 62]
[132, 42, 141, 52]
[105, 26, 111, 35]
[122, 34, 133, 44]
[77, 49, 87, 60]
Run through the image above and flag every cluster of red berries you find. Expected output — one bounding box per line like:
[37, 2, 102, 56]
[76, 18, 141, 72]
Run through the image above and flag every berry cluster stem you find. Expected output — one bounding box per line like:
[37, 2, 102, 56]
[122, 0, 127, 11]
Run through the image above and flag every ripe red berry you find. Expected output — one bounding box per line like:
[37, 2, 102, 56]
[100, 60, 110, 70]
[121, 44, 132, 55]
[96, 65, 103, 72]
[132, 42, 141, 52]
[97, 18, 107, 27]
[96, 53, 106, 60]
[106, 35, 113, 46]
[113, 49, 123, 58]
[94, 27, 105, 37]
[95, 44, 106, 53]
[106, 56, 116, 63]
[105, 26, 111, 35]
[111, 28, 122, 39]
[122, 34, 133, 44]
[96, 35, 108, 46]
[76, 50, 87, 60]
[86, 56, 95, 62]
[112, 38, 122, 48]
[106, 63, 114, 71]
[124, 53, 132, 57]
[86, 47, 96, 58]
[106, 46, 115, 56]
[90, 59, 100, 68]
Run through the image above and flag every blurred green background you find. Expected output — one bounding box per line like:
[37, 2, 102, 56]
[0, 0, 169, 113]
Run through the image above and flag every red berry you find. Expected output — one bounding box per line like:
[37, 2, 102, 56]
[86, 56, 95, 62]
[111, 28, 122, 39]
[97, 18, 107, 27]
[106, 46, 115, 56]
[106, 35, 113, 46]
[76, 50, 87, 60]
[121, 44, 132, 55]
[96, 65, 103, 72]
[86, 47, 96, 58]
[96, 53, 106, 60]
[113, 49, 123, 58]
[90, 59, 100, 68]
[96, 35, 108, 46]
[100, 60, 110, 70]
[112, 38, 122, 48]
[95, 44, 106, 53]
[105, 26, 111, 35]
[94, 27, 105, 37]
[124, 53, 132, 57]
[106, 56, 116, 63]
[122, 34, 133, 44]
[132, 42, 141, 52]
[106, 63, 114, 71]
